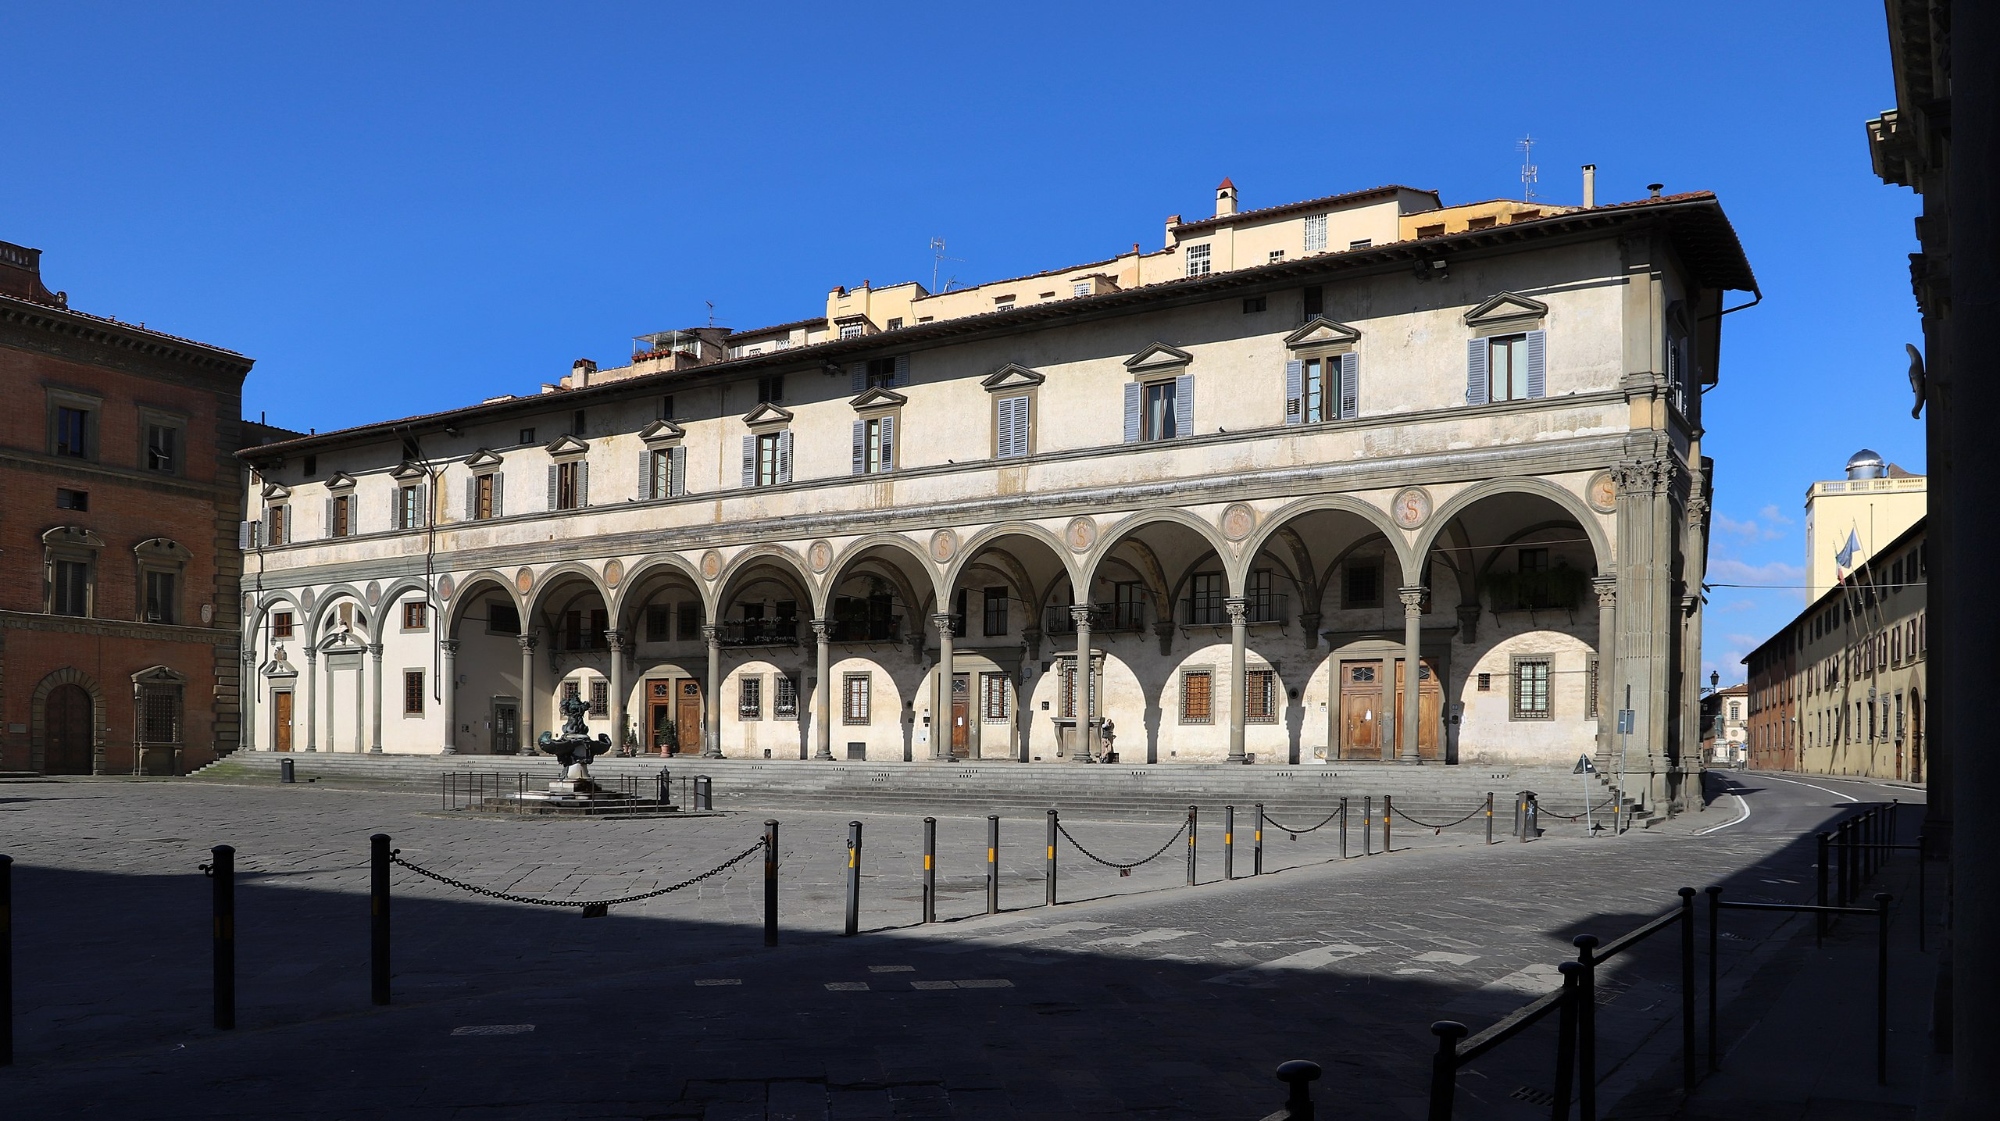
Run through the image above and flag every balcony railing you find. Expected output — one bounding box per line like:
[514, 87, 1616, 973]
[827, 616, 902, 643]
[721, 618, 799, 647]
[1043, 602, 1149, 635]
[1184, 593, 1289, 626]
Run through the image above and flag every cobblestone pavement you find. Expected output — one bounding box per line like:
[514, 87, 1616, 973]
[0, 771, 1923, 1119]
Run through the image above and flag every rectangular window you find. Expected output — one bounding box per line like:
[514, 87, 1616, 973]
[1587, 658, 1600, 719]
[757, 375, 785, 404]
[1268, 250, 1285, 263]
[1188, 573, 1225, 624]
[1303, 285, 1323, 319]
[519, 427, 536, 445]
[862, 417, 887, 474]
[555, 462, 581, 510]
[756, 433, 780, 486]
[56, 487, 88, 511]
[572, 409, 586, 436]
[1180, 669, 1214, 724]
[474, 474, 496, 519]
[331, 494, 353, 537]
[1072, 282, 1090, 297]
[590, 679, 609, 718]
[864, 356, 901, 389]
[54, 406, 90, 458]
[1242, 296, 1266, 314]
[144, 570, 177, 624]
[994, 296, 1016, 312]
[398, 485, 421, 529]
[1113, 581, 1144, 631]
[1511, 658, 1552, 719]
[774, 674, 799, 719]
[1246, 570, 1278, 623]
[839, 323, 865, 339]
[145, 424, 179, 473]
[995, 394, 1031, 458]
[1344, 562, 1381, 608]
[403, 670, 425, 715]
[1303, 213, 1328, 253]
[1349, 238, 1372, 250]
[1143, 379, 1180, 441]
[843, 673, 871, 724]
[402, 602, 427, 630]
[52, 559, 89, 617]
[1186, 244, 1211, 277]
[886, 317, 903, 330]
[646, 604, 670, 642]
[140, 686, 181, 744]
[486, 601, 521, 635]
[677, 601, 701, 641]
[266, 504, 287, 544]
[303, 454, 317, 477]
[1488, 334, 1532, 402]
[272, 611, 294, 639]
[1301, 357, 1328, 422]
[983, 587, 1009, 636]
[738, 676, 763, 720]
[981, 672, 1009, 722]
[648, 450, 672, 499]
[1246, 669, 1277, 723]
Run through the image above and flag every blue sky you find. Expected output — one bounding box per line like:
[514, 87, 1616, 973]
[3, 2, 1923, 684]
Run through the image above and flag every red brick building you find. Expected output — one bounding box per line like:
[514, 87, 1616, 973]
[0, 240, 258, 774]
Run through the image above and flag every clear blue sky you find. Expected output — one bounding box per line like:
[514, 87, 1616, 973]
[3, 2, 1922, 685]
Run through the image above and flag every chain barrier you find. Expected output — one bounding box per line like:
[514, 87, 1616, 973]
[1390, 802, 1489, 830]
[390, 838, 765, 910]
[1260, 807, 1344, 835]
[1057, 819, 1188, 871]
[1538, 796, 1622, 822]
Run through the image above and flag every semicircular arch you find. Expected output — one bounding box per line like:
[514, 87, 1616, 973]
[1416, 477, 1612, 573]
[444, 570, 523, 639]
[1241, 495, 1412, 586]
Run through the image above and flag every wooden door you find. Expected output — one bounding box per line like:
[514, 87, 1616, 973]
[1338, 661, 1381, 760]
[1392, 659, 1444, 761]
[676, 680, 703, 754]
[44, 684, 92, 775]
[950, 673, 970, 756]
[272, 691, 294, 753]
[647, 680, 676, 754]
[492, 701, 519, 755]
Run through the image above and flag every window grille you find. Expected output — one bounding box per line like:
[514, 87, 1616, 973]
[140, 686, 181, 744]
[1246, 669, 1277, 723]
[272, 611, 294, 639]
[1303, 213, 1328, 253]
[404, 671, 425, 715]
[774, 675, 798, 720]
[1186, 244, 1211, 277]
[1180, 670, 1213, 724]
[981, 673, 1009, 722]
[590, 679, 609, 717]
[403, 602, 427, 630]
[843, 674, 871, 724]
[738, 676, 763, 720]
[1510, 659, 1552, 719]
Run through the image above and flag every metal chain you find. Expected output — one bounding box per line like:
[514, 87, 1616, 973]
[1538, 797, 1623, 822]
[1389, 802, 1490, 830]
[390, 838, 764, 909]
[1260, 807, 1344, 835]
[1057, 819, 1188, 871]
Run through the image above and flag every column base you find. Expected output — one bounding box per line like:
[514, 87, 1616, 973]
[441, 747, 457, 756]
[814, 748, 833, 761]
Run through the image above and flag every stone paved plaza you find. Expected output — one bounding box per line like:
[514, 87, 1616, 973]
[0, 772, 1928, 1119]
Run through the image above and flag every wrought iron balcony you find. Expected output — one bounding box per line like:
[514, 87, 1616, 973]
[720, 618, 800, 647]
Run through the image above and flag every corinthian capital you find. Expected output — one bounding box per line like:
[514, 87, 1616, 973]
[1224, 597, 1248, 626]
[1398, 585, 1428, 613]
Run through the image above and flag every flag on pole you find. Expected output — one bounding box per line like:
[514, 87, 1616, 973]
[1833, 527, 1861, 574]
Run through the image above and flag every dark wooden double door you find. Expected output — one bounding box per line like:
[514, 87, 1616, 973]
[648, 679, 704, 754]
[1337, 658, 1441, 761]
[44, 684, 93, 775]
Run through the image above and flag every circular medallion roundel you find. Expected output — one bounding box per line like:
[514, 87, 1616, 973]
[365, 580, 382, 607]
[1065, 516, 1098, 553]
[1391, 486, 1433, 531]
[1587, 470, 1619, 514]
[808, 539, 834, 574]
[514, 567, 535, 595]
[436, 574, 455, 602]
[602, 558, 624, 588]
[1220, 502, 1257, 542]
[700, 549, 724, 582]
[242, 592, 255, 615]
[301, 588, 317, 613]
[929, 529, 959, 564]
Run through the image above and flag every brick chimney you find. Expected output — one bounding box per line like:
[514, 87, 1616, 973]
[1215, 178, 1238, 217]
[0, 240, 61, 305]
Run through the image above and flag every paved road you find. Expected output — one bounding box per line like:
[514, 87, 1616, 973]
[0, 770, 1923, 1119]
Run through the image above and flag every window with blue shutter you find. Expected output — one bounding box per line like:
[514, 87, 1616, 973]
[1122, 383, 1143, 443]
[1339, 352, 1360, 419]
[851, 421, 867, 475]
[742, 435, 757, 488]
[1173, 374, 1194, 437]
[1480, 333, 1543, 402]
[638, 450, 656, 500]
[878, 416, 893, 471]
[1525, 329, 1546, 399]
[1466, 338, 1488, 404]
[1284, 360, 1303, 425]
[668, 447, 686, 497]
[776, 430, 793, 484]
[997, 395, 1030, 457]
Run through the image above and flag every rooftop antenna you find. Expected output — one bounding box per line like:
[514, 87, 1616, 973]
[706, 301, 716, 327]
[1517, 135, 1539, 202]
[929, 237, 963, 294]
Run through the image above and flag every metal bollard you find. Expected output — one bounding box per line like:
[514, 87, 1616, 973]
[658, 768, 674, 808]
[986, 814, 1000, 915]
[1574, 934, 1600, 1121]
[921, 817, 937, 924]
[1253, 803, 1265, 876]
[694, 775, 712, 811]
[1426, 1021, 1468, 1121]
[1224, 805, 1235, 881]
[1186, 805, 1199, 886]
[1384, 795, 1393, 854]
[280, 757, 294, 784]
[1339, 797, 1349, 859]
[1273, 1058, 1321, 1121]
[0, 853, 10, 1067]
[203, 845, 235, 1030]
[370, 833, 391, 1006]
[1485, 792, 1494, 845]
[1363, 796, 1373, 856]
[1816, 831, 1831, 944]
[1046, 809, 1058, 906]
[763, 820, 779, 946]
[1552, 962, 1581, 1120]
[843, 821, 862, 936]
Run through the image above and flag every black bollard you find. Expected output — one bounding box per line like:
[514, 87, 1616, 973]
[1253, 803, 1265, 876]
[1485, 792, 1494, 845]
[2, 854, 12, 1067]
[1574, 934, 1600, 1121]
[763, 820, 779, 947]
[1274, 1059, 1321, 1121]
[1186, 805, 1198, 886]
[1339, 797, 1349, 859]
[370, 833, 391, 1006]
[1224, 805, 1235, 881]
[206, 845, 235, 1030]
[1045, 809, 1058, 906]
[1363, 796, 1373, 856]
[1384, 795, 1393, 854]
[280, 757, 294, 784]
[986, 814, 1000, 915]
[695, 775, 712, 811]
[1552, 962, 1581, 1120]
[1426, 1021, 1467, 1121]
[843, 821, 862, 936]
[922, 817, 937, 924]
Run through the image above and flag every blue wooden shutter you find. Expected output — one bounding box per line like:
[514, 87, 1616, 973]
[388, 488, 399, 530]
[492, 472, 504, 517]
[741, 436, 756, 487]
[850, 363, 866, 395]
[1284, 359, 1303, 425]
[1122, 383, 1142, 443]
[1013, 396, 1031, 456]
[638, 450, 654, 500]
[324, 498, 334, 537]
[237, 521, 252, 550]
[1174, 374, 1194, 437]
[578, 462, 589, 507]
[669, 447, 685, 496]
[1525, 329, 1547, 398]
[851, 420, 867, 475]
[465, 477, 478, 520]
[893, 354, 909, 387]
[879, 416, 894, 471]
[1339, 352, 1360, 419]
[777, 430, 793, 484]
[1466, 338, 1488, 404]
[547, 464, 559, 509]
[416, 484, 429, 528]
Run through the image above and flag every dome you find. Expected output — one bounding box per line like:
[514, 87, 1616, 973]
[1845, 449, 1886, 480]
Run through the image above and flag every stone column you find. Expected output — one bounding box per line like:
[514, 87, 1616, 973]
[440, 640, 460, 754]
[1593, 576, 1618, 764]
[241, 651, 258, 752]
[702, 624, 723, 757]
[812, 619, 833, 759]
[605, 629, 627, 756]
[1613, 452, 1677, 812]
[368, 643, 384, 754]
[1226, 597, 1249, 764]
[1070, 605, 1094, 761]
[1398, 587, 1426, 763]
[930, 613, 955, 760]
[517, 632, 538, 751]
[304, 647, 318, 752]
[353, 657, 366, 753]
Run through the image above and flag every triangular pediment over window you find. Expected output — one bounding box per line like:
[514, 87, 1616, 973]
[1124, 342, 1193, 374]
[743, 402, 794, 428]
[462, 448, 504, 469]
[981, 363, 1046, 391]
[131, 664, 188, 687]
[261, 482, 293, 501]
[390, 460, 428, 481]
[1464, 292, 1549, 328]
[848, 387, 908, 411]
[326, 471, 357, 490]
[544, 434, 590, 458]
[637, 419, 686, 445]
[1283, 317, 1363, 350]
